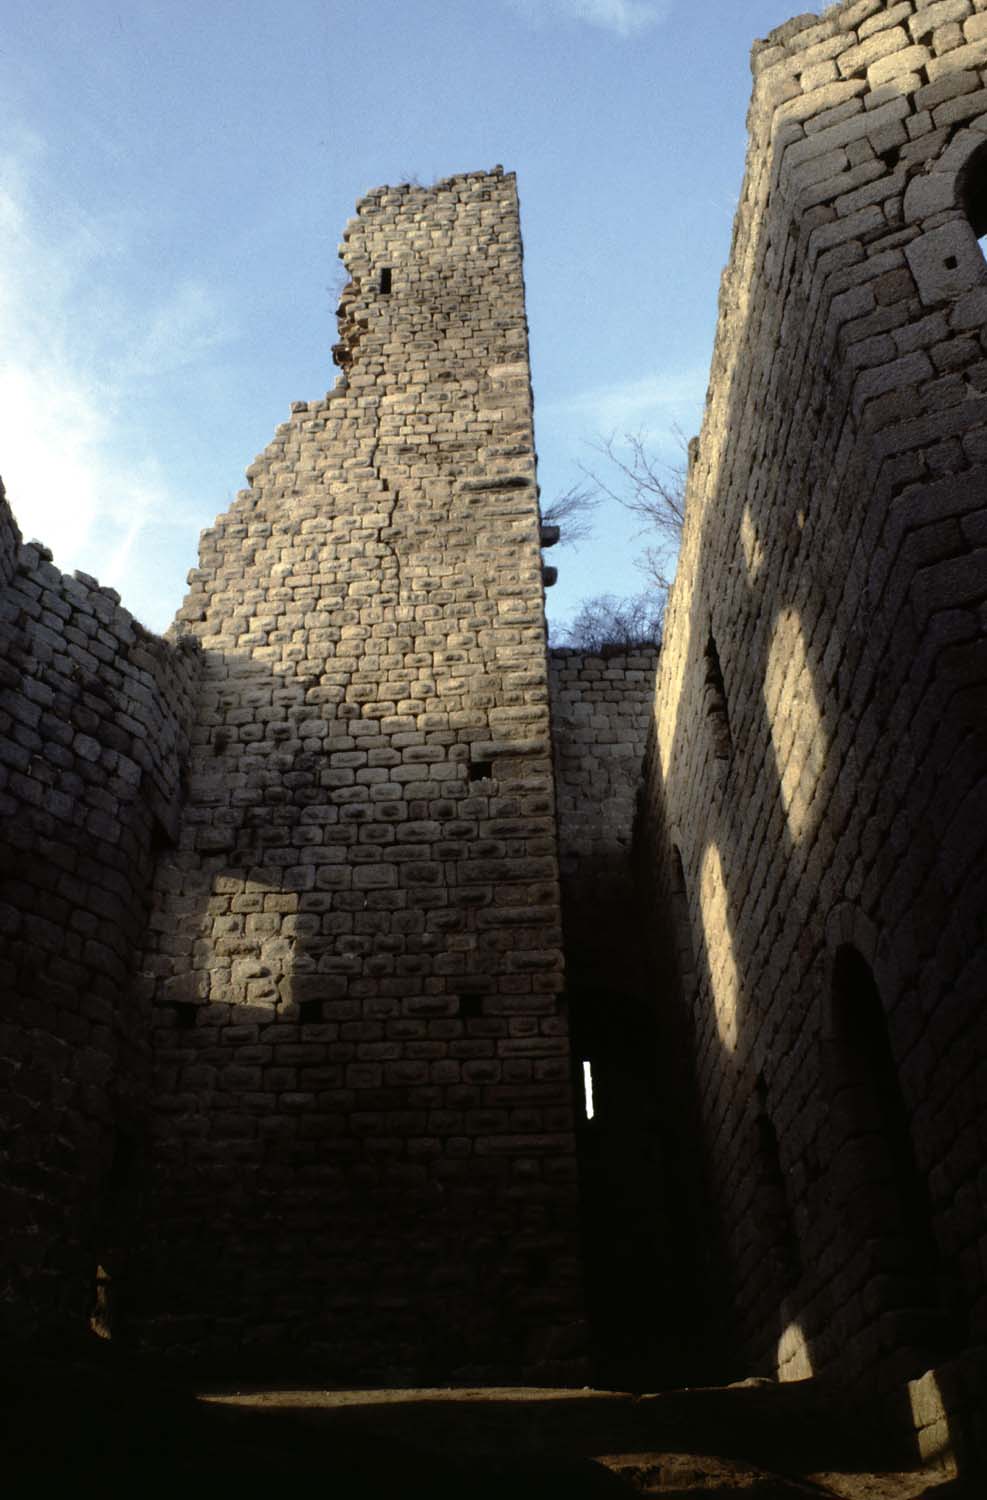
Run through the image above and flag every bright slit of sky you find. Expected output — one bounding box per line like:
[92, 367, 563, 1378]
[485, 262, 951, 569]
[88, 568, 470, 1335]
[582, 1060, 595, 1121]
[1, 0, 804, 636]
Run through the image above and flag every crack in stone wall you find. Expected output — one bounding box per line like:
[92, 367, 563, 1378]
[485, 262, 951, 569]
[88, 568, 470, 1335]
[127, 169, 584, 1379]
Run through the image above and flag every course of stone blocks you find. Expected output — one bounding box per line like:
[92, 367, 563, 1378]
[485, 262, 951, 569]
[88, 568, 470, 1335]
[1, 0, 985, 1468]
[0, 487, 199, 1341]
[549, 647, 705, 1387]
[133, 169, 586, 1375]
[550, 649, 659, 905]
[642, 0, 987, 1459]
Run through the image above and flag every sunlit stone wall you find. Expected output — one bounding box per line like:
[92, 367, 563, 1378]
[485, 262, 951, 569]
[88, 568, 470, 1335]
[647, 0, 987, 1412]
[135, 171, 585, 1378]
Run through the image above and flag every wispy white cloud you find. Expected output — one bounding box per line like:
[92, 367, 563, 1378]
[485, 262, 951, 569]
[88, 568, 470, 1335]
[542, 367, 706, 434]
[0, 125, 231, 625]
[507, 0, 668, 39]
[125, 280, 232, 382]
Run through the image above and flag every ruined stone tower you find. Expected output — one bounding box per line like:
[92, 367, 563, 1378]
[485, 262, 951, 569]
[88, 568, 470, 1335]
[3, 2, 987, 1470]
[133, 169, 584, 1374]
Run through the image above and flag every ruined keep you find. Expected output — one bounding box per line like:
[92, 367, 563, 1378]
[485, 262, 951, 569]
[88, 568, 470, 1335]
[1, 0, 986, 1467]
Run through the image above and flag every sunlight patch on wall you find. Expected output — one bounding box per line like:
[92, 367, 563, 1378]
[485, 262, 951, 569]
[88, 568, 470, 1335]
[908, 1370, 955, 1468]
[655, 600, 691, 775]
[699, 842, 739, 1052]
[763, 609, 826, 844]
[740, 504, 764, 583]
[176, 868, 303, 1015]
[776, 1320, 813, 1382]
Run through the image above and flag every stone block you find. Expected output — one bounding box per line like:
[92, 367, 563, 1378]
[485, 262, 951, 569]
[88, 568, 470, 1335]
[905, 219, 987, 304]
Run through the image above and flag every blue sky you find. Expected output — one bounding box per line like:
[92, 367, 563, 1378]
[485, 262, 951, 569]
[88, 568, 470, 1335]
[1, 0, 805, 635]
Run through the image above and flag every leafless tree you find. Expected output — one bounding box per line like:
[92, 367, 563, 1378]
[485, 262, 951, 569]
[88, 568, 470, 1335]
[539, 484, 599, 548]
[556, 590, 665, 654]
[580, 428, 687, 594]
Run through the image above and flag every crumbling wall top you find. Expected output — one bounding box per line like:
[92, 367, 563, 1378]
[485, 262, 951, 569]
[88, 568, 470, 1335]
[754, 1, 904, 66]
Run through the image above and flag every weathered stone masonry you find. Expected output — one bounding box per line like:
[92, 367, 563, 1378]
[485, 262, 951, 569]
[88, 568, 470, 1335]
[643, 0, 987, 1457]
[548, 648, 703, 1386]
[2, 5, 986, 1461]
[132, 169, 585, 1376]
[0, 480, 199, 1344]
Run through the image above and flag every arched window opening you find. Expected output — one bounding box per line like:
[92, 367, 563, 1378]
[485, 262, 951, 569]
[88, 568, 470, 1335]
[960, 141, 987, 257]
[833, 947, 927, 1247]
[670, 845, 698, 1014]
[754, 1074, 802, 1291]
[703, 632, 733, 763]
[830, 946, 959, 1352]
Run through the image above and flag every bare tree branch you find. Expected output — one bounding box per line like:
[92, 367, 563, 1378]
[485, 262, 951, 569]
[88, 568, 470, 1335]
[548, 429, 687, 652]
[556, 591, 665, 653]
[540, 484, 599, 548]
[580, 429, 687, 551]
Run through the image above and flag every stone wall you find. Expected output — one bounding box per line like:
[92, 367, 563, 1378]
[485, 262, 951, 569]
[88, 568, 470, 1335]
[550, 648, 658, 924]
[0, 481, 199, 1344]
[2, 8, 984, 1434]
[134, 170, 585, 1378]
[549, 647, 705, 1384]
[647, 0, 987, 1425]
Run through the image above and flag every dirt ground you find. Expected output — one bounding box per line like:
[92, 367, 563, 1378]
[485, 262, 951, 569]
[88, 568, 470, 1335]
[0, 1345, 969, 1497]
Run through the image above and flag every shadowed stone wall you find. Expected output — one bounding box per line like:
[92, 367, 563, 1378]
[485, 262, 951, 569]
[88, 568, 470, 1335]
[549, 648, 706, 1386]
[2, 6, 985, 1439]
[0, 481, 199, 1345]
[550, 648, 659, 923]
[645, 0, 987, 1449]
[133, 170, 585, 1378]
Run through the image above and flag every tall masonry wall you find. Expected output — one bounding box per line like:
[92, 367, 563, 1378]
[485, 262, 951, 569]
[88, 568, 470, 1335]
[549, 647, 702, 1383]
[3, 9, 985, 1429]
[647, 0, 987, 1433]
[134, 170, 585, 1377]
[0, 481, 199, 1345]
[550, 649, 659, 923]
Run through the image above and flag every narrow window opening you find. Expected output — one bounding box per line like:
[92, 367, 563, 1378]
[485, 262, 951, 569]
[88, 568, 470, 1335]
[298, 999, 322, 1025]
[703, 632, 733, 762]
[582, 1059, 595, 1120]
[670, 845, 699, 1013]
[960, 141, 987, 258]
[174, 1002, 197, 1030]
[379, 267, 392, 294]
[754, 1074, 802, 1287]
[150, 814, 174, 855]
[944, 254, 958, 271]
[468, 759, 493, 782]
[459, 993, 483, 1021]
